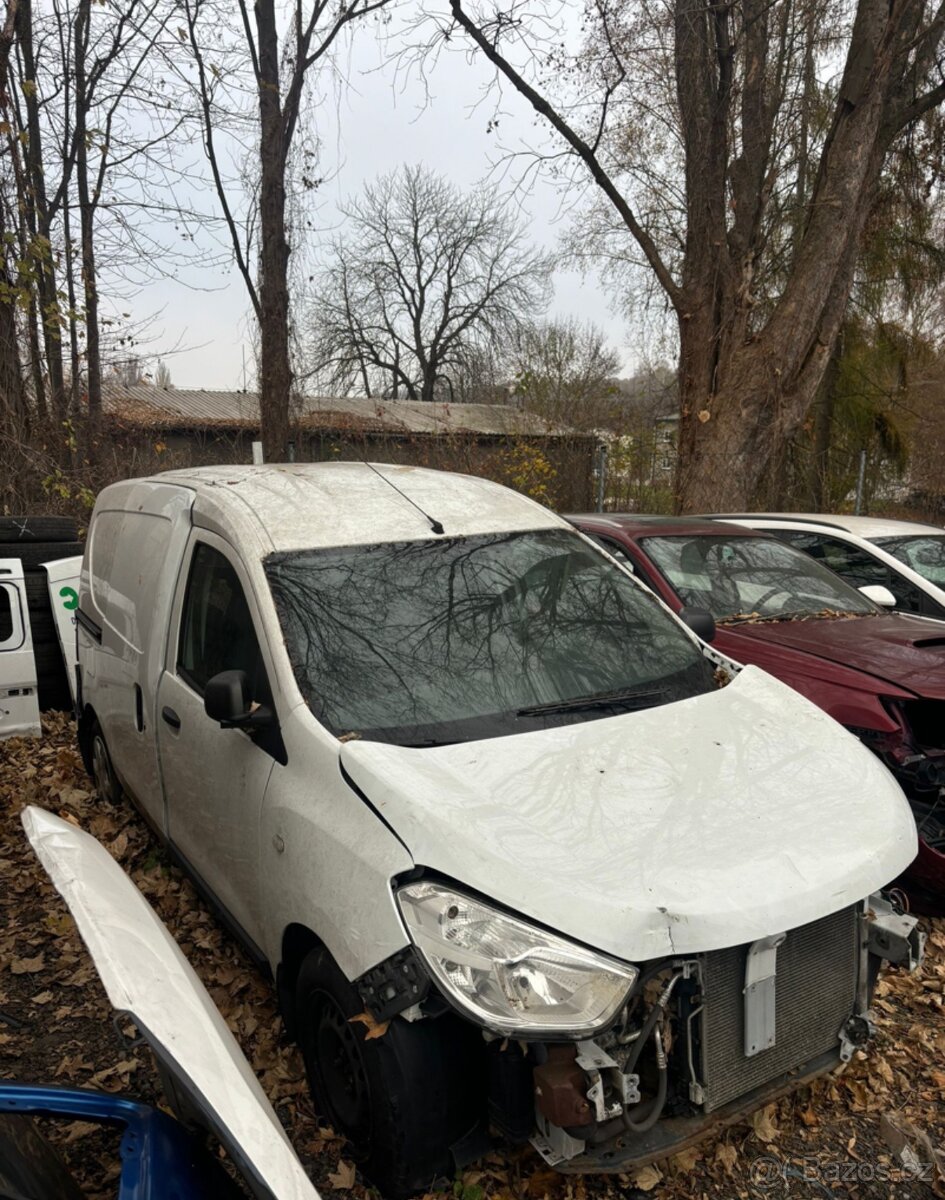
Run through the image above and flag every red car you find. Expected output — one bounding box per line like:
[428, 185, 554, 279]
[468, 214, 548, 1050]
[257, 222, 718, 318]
[570, 514, 945, 907]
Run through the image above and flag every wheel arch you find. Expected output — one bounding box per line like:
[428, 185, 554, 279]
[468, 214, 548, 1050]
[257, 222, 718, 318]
[277, 922, 325, 1039]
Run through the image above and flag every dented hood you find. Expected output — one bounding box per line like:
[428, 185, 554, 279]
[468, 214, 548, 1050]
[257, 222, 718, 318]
[21, 806, 319, 1200]
[341, 667, 916, 962]
[727, 612, 945, 699]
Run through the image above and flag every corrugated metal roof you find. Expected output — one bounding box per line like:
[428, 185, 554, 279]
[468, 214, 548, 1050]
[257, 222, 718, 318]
[102, 384, 581, 438]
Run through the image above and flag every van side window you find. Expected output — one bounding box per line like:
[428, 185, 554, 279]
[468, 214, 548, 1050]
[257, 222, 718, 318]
[178, 544, 271, 701]
[0, 585, 14, 644]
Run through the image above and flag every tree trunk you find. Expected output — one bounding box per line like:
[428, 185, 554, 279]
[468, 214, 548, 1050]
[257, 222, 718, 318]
[673, 0, 903, 512]
[17, 0, 67, 424]
[806, 328, 843, 509]
[74, 0, 102, 428]
[254, 0, 291, 462]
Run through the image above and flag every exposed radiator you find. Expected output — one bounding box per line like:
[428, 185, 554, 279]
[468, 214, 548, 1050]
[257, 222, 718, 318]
[700, 905, 858, 1113]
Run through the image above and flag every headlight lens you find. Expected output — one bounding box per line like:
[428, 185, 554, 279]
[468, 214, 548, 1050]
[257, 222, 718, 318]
[397, 882, 638, 1036]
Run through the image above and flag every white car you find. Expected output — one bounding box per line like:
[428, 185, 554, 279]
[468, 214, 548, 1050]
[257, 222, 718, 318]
[706, 514, 945, 620]
[74, 464, 921, 1197]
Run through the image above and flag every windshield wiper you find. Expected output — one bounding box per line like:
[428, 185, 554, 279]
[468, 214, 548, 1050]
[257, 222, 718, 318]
[516, 687, 667, 717]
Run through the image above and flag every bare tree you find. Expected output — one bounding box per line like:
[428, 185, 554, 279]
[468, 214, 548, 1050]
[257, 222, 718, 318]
[181, 0, 391, 461]
[509, 318, 620, 429]
[308, 165, 552, 403]
[427, 0, 945, 510]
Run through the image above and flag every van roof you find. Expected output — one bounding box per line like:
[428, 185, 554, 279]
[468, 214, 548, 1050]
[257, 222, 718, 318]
[154, 462, 563, 552]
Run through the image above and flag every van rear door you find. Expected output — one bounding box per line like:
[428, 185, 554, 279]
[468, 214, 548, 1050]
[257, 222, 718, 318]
[0, 558, 41, 739]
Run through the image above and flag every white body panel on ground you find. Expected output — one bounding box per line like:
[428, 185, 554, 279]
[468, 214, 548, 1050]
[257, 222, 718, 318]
[0, 558, 40, 739]
[21, 805, 320, 1200]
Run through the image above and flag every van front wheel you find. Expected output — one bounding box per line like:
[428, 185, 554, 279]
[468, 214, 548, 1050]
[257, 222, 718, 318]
[295, 946, 483, 1199]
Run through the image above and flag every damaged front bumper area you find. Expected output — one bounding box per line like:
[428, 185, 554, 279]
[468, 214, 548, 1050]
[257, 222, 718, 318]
[519, 895, 923, 1172]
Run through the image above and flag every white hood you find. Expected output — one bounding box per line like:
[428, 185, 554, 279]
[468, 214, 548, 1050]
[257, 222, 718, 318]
[21, 806, 319, 1200]
[342, 666, 916, 962]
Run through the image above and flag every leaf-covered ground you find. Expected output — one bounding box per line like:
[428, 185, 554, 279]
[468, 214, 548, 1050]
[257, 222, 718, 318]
[1, 714, 944, 1198]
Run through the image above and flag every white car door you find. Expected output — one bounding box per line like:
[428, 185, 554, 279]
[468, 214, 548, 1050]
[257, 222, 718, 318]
[0, 558, 40, 739]
[42, 556, 82, 707]
[156, 530, 283, 953]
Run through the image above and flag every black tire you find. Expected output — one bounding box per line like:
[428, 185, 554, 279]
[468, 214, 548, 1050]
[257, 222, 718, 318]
[89, 720, 123, 804]
[0, 514, 78, 542]
[296, 947, 485, 1199]
[0, 539, 83, 572]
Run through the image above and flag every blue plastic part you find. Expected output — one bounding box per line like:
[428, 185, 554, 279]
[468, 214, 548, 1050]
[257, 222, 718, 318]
[0, 1081, 222, 1200]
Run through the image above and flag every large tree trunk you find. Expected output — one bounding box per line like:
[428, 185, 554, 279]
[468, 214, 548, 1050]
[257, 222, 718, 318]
[673, 0, 909, 511]
[254, 0, 291, 463]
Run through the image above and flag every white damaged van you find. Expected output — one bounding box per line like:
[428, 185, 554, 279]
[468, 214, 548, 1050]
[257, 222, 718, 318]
[76, 464, 922, 1197]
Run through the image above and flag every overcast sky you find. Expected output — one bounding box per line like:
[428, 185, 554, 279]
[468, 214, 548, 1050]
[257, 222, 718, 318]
[139, 8, 642, 391]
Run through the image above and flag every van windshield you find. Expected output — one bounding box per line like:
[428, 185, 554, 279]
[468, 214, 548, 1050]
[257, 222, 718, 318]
[265, 529, 714, 745]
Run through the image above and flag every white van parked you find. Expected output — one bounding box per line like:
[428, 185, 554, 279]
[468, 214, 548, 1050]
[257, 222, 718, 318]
[76, 464, 922, 1197]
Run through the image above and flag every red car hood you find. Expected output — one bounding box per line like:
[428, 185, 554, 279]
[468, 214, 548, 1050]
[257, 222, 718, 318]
[728, 613, 945, 699]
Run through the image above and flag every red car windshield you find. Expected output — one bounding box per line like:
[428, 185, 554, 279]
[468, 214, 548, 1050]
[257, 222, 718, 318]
[642, 534, 876, 622]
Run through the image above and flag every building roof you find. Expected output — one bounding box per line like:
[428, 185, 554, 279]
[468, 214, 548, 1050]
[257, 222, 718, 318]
[102, 383, 580, 439]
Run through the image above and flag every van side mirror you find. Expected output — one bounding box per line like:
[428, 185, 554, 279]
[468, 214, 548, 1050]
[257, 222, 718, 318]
[204, 670, 274, 730]
[679, 606, 716, 643]
[858, 584, 896, 609]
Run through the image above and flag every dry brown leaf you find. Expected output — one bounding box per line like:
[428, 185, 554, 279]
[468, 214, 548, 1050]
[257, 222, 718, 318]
[632, 1163, 663, 1191]
[348, 1010, 390, 1040]
[327, 1158, 357, 1190]
[752, 1104, 779, 1144]
[670, 1146, 701, 1173]
[714, 1142, 738, 1174]
[10, 954, 45, 974]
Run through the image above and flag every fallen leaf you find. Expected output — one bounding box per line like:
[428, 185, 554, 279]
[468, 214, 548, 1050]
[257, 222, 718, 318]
[715, 1142, 738, 1173]
[327, 1159, 357, 1190]
[349, 1010, 390, 1040]
[632, 1163, 663, 1191]
[752, 1104, 779, 1144]
[10, 955, 45, 974]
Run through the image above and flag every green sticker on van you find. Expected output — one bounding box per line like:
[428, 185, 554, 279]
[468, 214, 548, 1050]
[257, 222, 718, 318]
[59, 586, 78, 611]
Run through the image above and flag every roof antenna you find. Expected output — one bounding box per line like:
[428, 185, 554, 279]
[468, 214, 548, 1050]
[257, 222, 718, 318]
[361, 460, 445, 535]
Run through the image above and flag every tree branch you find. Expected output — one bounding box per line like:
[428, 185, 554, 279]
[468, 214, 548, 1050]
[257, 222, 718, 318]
[448, 0, 682, 310]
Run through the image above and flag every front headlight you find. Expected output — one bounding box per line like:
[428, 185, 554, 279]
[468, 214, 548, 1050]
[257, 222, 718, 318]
[397, 881, 638, 1036]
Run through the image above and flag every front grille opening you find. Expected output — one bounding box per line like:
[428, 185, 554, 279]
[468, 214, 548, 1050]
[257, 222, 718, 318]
[700, 906, 858, 1113]
[903, 700, 945, 751]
